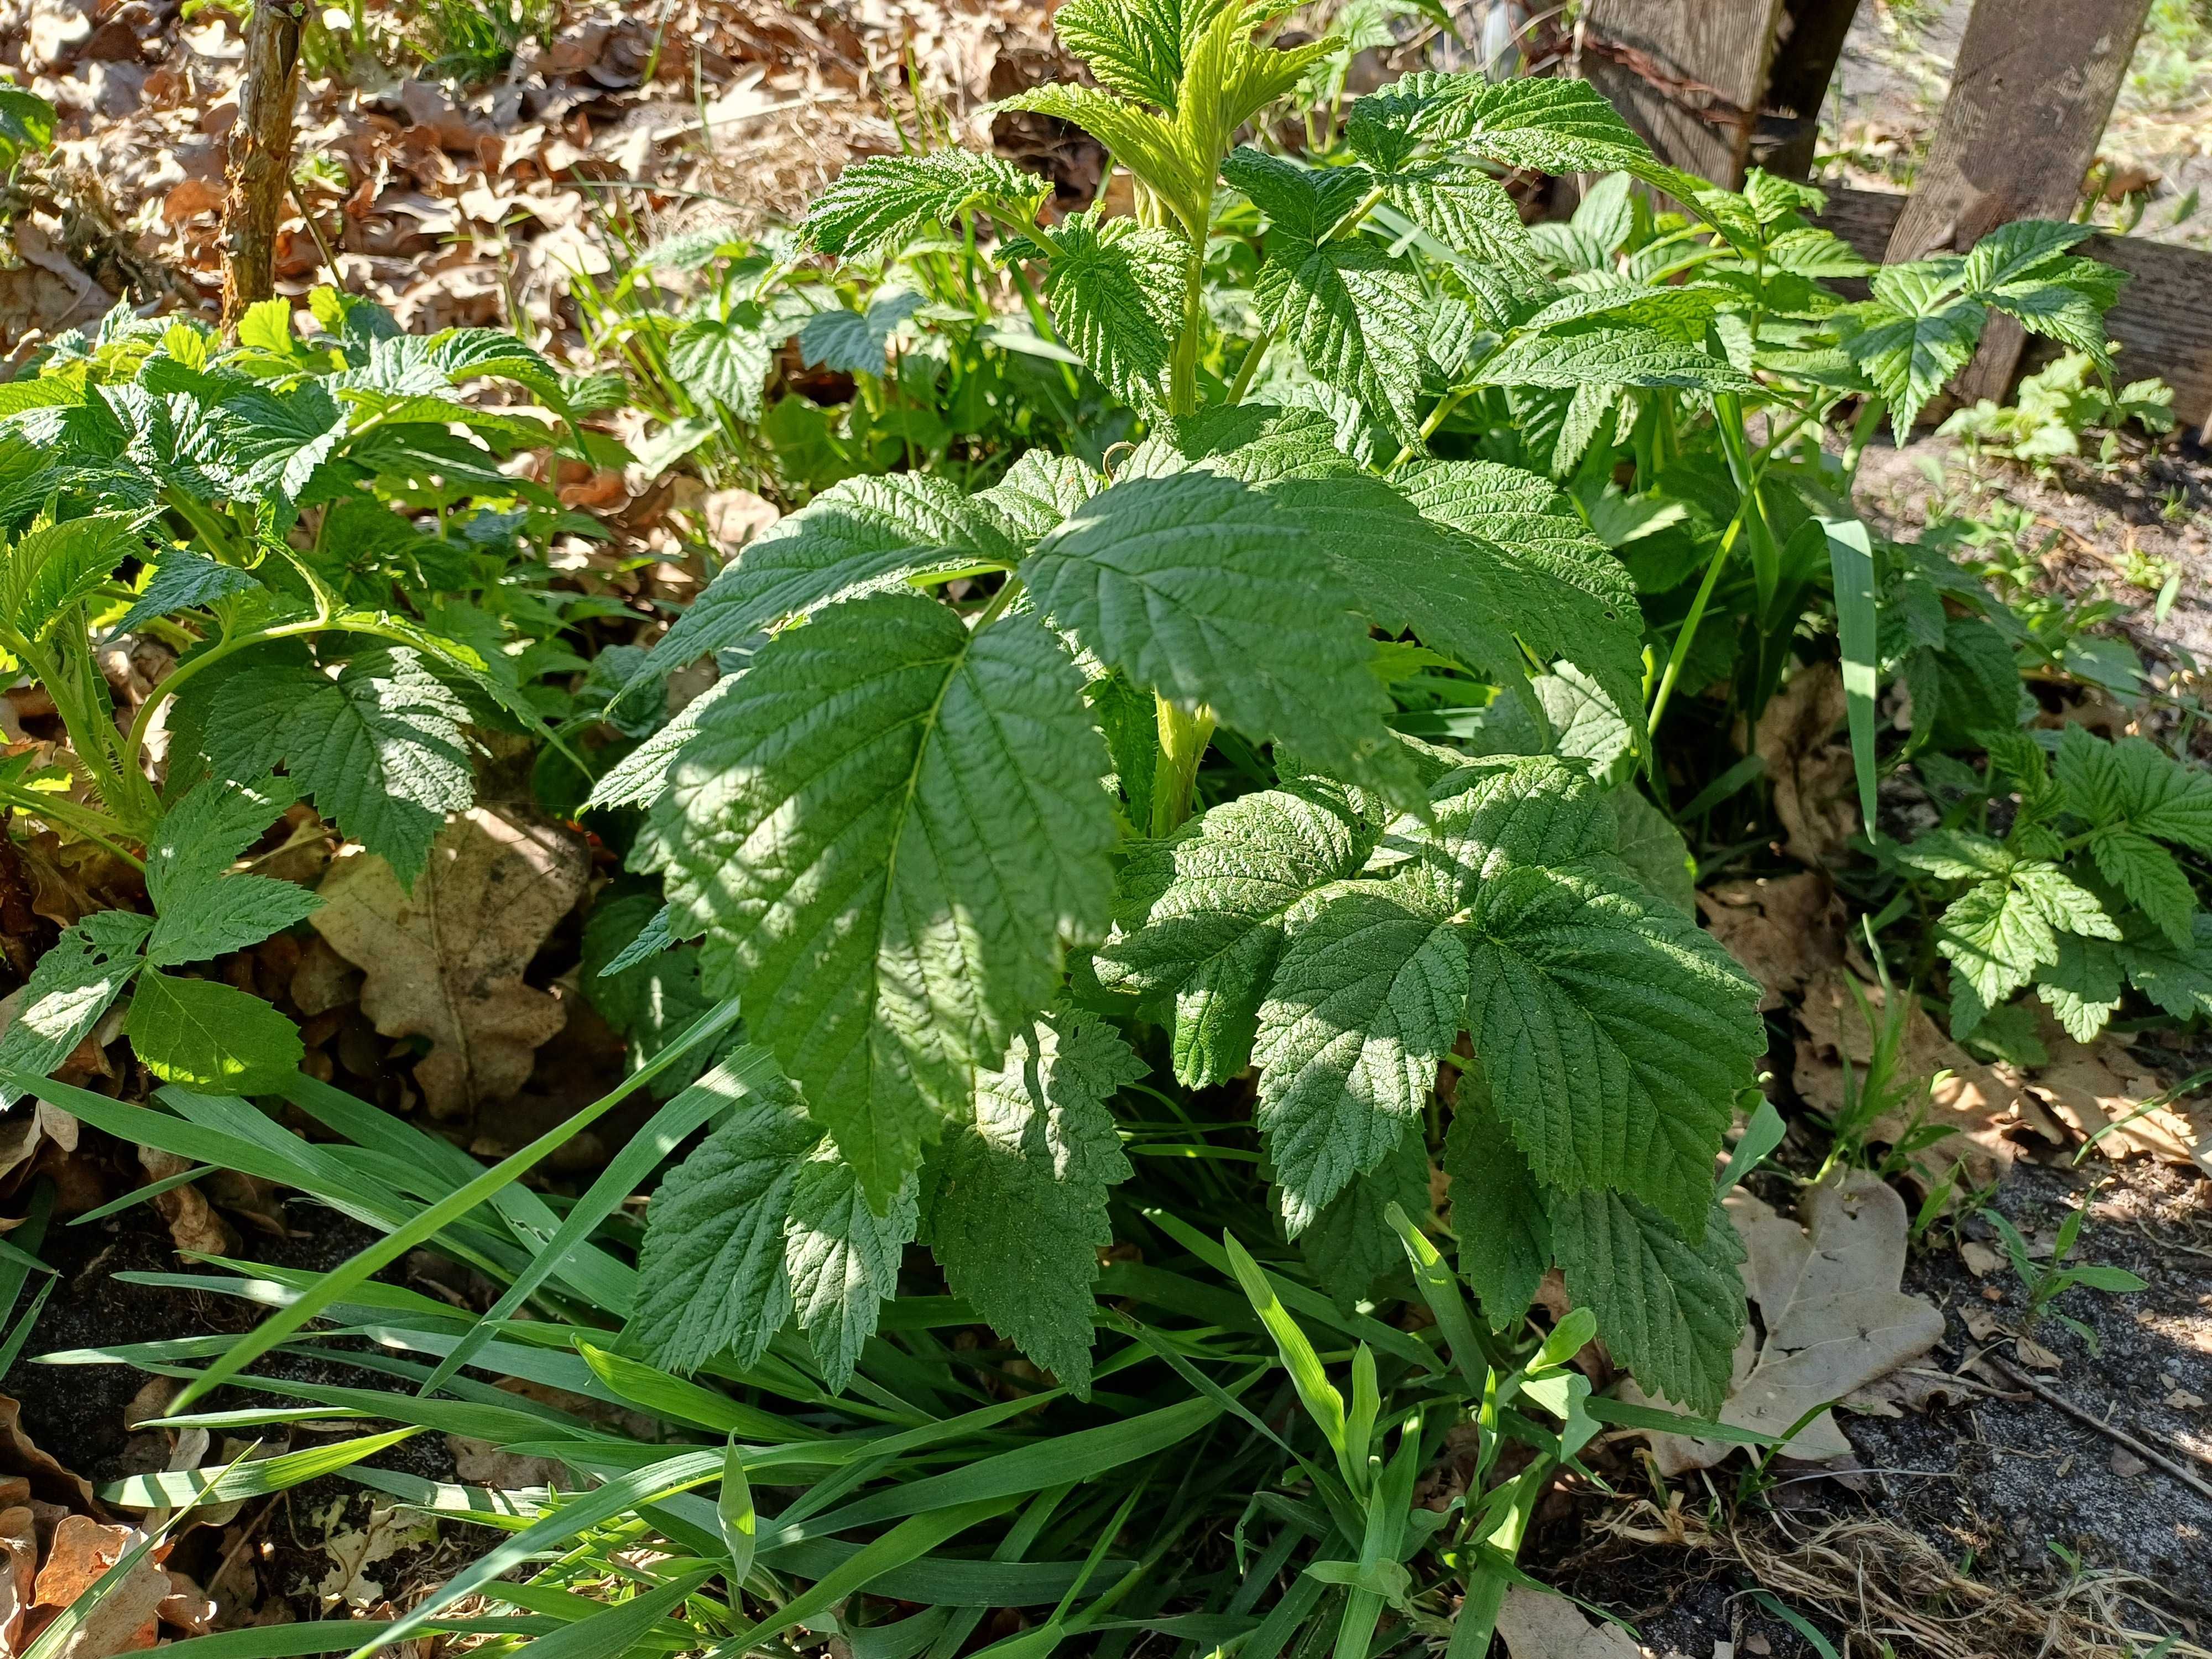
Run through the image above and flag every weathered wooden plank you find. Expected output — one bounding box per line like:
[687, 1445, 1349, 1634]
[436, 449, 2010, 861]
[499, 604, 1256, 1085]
[1752, 0, 1865, 179]
[1576, 0, 1791, 191]
[1818, 184, 2212, 430]
[1882, 0, 2153, 403]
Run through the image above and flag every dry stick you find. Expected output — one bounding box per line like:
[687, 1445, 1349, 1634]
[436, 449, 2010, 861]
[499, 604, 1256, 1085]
[220, 0, 303, 327]
[1985, 1353, 2212, 1505]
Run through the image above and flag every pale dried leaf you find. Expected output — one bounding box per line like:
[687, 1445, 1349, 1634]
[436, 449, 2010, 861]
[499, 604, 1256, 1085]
[2015, 1020, 2210, 1173]
[1496, 1586, 1644, 1658]
[1623, 1170, 1944, 1474]
[1747, 662, 1858, 868]
[33, 1516, 166, 1656]
[1698, 873, 1848, 1010]
[310, 807, 586, 1119]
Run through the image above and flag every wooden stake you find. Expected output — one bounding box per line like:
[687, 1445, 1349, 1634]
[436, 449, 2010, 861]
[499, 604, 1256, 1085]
[220, 0, 304, 328]
[1882, 0, 2153, 409]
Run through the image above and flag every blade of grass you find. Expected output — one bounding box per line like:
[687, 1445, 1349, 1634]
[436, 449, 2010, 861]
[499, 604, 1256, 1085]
[419, 1045, 782, 1395]
[168, 994, 743, 1414]
[1821, 514, 1879, 835]
[711, 1496, 1019, 1657]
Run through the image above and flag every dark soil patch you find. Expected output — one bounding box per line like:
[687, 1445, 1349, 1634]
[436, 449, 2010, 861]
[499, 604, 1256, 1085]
[1545, 1152, 2212, 1657]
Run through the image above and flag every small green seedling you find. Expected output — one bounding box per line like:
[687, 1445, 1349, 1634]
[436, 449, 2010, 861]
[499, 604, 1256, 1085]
[1979, 1201, 2148, 1353]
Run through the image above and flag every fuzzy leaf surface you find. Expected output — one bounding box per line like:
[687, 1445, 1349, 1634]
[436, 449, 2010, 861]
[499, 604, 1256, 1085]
[645, 594, 1114, 1206]
[1095, 781, 1375, 1087]
[930, 1012, 1141, 1395]
[1551, 1188, 1746, 1417]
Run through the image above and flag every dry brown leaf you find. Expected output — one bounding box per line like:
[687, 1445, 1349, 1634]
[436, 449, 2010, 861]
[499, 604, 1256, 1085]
[311, 806, 586, 1119]
[0, 1504, 35, 1652]
[2013, 1024, 2210, 1173]
[0, 1395, 95, 1511]
[32, 1516, 167, 1655]
[703, 488, 779, 552]
[134, 1148, 235, 1259]
[1623, 1171, 1944, 1474]
[1495, 1586, 1643, 1658]
[1697, 873, 1848, 1010]
[1793, 968, 2065, 1188]
[1747, 662, 1858, 867]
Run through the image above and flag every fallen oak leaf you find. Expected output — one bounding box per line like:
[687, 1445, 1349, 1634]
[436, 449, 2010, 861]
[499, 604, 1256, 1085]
[32, 1515, 168, 1655]
[310, 806, 586, 1120]
[1495, 1586, 1642, 1658]
[1620, 1170, 1944, 1474]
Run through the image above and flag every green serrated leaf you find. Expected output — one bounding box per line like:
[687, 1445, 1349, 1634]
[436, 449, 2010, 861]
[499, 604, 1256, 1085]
[615, 474, 1024, 717]
[1254, 236, 1430, 439]
[785, 1149, 919, 1392]
[1464, 852, 1762, 1235]
[2036, 934, 2125, 1043]
[2058, 727, 2212, 854]
[797, 290, 925, 376]
[1024, 213, 1188, 412]
[644, 595, 1114, 1207]
[114, 549, 255, 636]
[626, 1067, 817, 1374]
[1298, 1125, 1429, 1312]
[1442, 1065, 1549, 1330]
[1483, 325, 1756, 393]
[207, 646, 474, 885]
[1024, 470, 1408, 797]
[1096, 780, 1376, 1087]
[2, 514, 143, 640]
[806, 152, 1050, 257]
[1934, 877, 2056, 1009]
[0, 910, 150, 1104]
[931, 1012, 1141, 1395]
[1552, 1187, 1745, 1417]
[669, 312, 776, 420]
[1254, 882, 1467, 1233]
[2122, 915, 2212, 1021]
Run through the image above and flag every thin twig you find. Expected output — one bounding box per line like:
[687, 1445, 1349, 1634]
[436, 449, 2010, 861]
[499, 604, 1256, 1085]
[1986, 1353, 2212, 1505]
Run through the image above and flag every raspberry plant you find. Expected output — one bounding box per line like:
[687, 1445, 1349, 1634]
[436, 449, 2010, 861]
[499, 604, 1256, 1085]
[606, 0, 1775, 1416]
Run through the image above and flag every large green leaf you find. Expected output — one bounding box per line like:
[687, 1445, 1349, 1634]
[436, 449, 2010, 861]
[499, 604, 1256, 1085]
[1443, 1070, 1550, 1331]
[785, 1149, 919, 1390]
[1464, 853, 1762, 1233]
[930, 1013, 1141, 1395]
[144, 778, 319, 968]
[0, 514, 143, 639]
[2057, 727, 2212, 854]
[626, 1069, 819, 1374]
[1298, 1126, 1430, 1311]
[644, 595, 1114, 1206]
[1482, 326, 1756, 392]
[124, 969, 305, 1095]
[1254, 883, 1466, 1233]
[616, 474, 1024, 717]
[1551, 1188, 1745, 1417]
[0, 910, 150, 1105]
[1022, 470, 1407, 796]
[806, 152, 1051, 257]
[1095, 780, 1376, 1087]
[1019, 213, 1188, 413]
[1253, 235, 1430, 439]
[206, 646, 474, 885]
[1052, 0, 1234, 108]
[669, 311, 777, 420]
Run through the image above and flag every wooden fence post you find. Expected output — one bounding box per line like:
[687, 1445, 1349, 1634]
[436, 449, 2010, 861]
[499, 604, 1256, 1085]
[1575, 0, 1791, 191]
[1754, 0, 1864, 179]
[1882, 0, 2153, 407]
